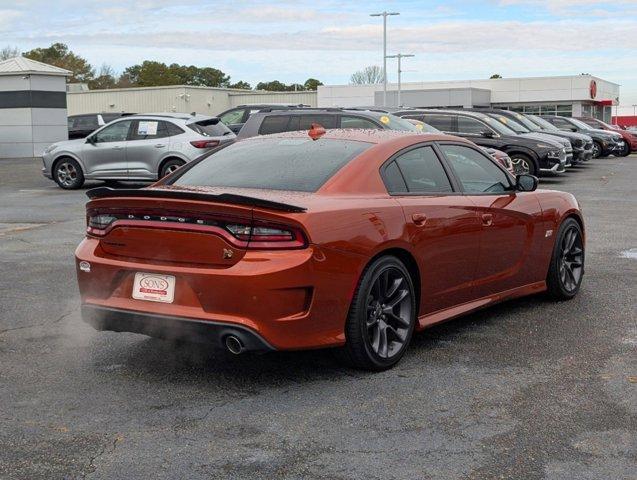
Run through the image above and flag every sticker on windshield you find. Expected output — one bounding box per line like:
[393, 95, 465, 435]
[138, 121, 158, 136]
[380, 115, 390, 124]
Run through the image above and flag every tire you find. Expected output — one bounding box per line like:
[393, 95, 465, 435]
[509, 153, 536, 176]
[53, 158, 85, 190]
[160, 158, 185, 178]
[339, 255, 417, 371]
[619, 142, 631, 157]
[546, 218, 585, 300]
[592, 141, 603, 159]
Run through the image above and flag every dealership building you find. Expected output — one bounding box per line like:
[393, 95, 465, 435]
[317, 75, 620, 123]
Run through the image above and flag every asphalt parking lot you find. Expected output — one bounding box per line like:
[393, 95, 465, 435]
[1, 157, 635, 480]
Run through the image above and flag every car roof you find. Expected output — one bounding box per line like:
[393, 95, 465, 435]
[250, 108, 391, 119]
[409, 108, 495, 120]
[241, 128, 464, 145]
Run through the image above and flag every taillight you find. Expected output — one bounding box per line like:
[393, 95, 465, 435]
[87, 214, 117, 235]
[85, 210, 306, 249]
[190, 140, 220, 148]
[226, 222, 306, 249]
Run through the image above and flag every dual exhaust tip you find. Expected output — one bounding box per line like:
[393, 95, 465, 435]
[224, 334, 245, 355]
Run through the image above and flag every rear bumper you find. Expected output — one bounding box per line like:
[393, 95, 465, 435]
[82, 304, 275, 352]
[75, 238, 361, 350]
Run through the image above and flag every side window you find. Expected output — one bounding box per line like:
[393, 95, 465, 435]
[340, 116, 381, 129]
[165, 122, 185, 136]
[422, 114, 454, 132]
[457, 116, 491, 135]
[68, 117, 76, 129]
[259, 116, 290, 135]
[298, 115, 338, 130]
[440, 144, 511, 193]
[75, 115, 99, 129]
[219, 108, 245, 125]
[393, 146, 453, 193]
[382, 161, 408, 193]
[93, 120, 132, 143]
[129, 120, 170, 140]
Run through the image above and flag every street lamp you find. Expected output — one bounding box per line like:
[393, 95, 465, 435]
[386, 53, 414, 107]
[370, 11, 399, 107]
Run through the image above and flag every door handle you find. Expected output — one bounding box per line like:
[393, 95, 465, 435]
[154, 144, 166, 148]
[112, 146, 124, 150]
[411, 213, 427, 226]
[481, 213, 493, 226]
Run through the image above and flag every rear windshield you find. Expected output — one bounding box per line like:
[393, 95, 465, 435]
[173, 137, 371, 192]
[383, 114, 420, 132]
[187, 119, 232, 137]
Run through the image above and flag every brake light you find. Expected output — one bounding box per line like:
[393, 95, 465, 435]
[308, 123, 326, 141]
[226, 222, 306, 249]
[190, 140, 220, 148]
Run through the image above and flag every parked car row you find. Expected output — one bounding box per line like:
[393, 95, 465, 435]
[44, 103, 634, 189]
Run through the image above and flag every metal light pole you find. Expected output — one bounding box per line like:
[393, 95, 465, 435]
[386, 53, 414, 107]
[370, 11, 399, 107]
[632, 104, 637, 116]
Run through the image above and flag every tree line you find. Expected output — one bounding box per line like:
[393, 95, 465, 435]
[0, 43, 323, 92]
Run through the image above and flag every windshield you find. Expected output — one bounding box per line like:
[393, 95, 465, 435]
[568, 118, 593, 130]
[406, 119, 440, 133]
[480, 115, 517, 135]
[527, 115, 559, 131]
[508, 112, 541, 131]
[490, 114, 530, 133]
[173, 137, 371, 192]
[382, 114, 421, 132]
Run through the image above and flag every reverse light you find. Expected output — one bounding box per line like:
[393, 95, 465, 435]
[190, 139, 220, 148]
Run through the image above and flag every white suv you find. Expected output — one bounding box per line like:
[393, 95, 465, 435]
[42, 113, 236, 189]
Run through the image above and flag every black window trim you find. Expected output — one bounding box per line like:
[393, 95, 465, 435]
[379, 141, 462, 196]
[435, 141, 516, 195]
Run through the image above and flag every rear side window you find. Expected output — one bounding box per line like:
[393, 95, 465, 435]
[259, 116, 290, 135]
[173, 138, 371, 192]
[129, 120, 183, 140]
[393, 146, 453, 193]
[187, 119, 231, 137]
[422, 114, 455, 132]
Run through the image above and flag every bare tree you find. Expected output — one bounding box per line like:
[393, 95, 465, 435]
[350, 65, 383, 85]
[1, 45, 20, 61]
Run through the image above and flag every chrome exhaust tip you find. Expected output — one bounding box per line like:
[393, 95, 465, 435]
[225, 335, 244, 355]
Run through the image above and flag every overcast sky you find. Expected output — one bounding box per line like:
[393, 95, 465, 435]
[2, 0, 637, 109]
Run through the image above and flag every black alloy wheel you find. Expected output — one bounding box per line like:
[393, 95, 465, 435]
[340, 256, 416, 371]
[547, 218, 585, 299]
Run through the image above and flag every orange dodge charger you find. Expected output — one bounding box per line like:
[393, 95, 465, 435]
[76, 128, 585, 370]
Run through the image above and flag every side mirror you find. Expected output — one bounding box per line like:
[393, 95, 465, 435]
[481, 130, 495, 138]
[516, 174, 538, 192]
[86, 135, 96, 144]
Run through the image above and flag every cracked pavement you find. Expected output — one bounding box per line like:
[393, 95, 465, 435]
[0, 156, 635, 479]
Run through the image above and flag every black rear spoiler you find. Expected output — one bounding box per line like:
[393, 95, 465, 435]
[86, 187, 307, 213]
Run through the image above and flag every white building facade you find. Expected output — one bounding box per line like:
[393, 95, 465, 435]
[318, 75, 620, 122]
[0, 57, 70, 159]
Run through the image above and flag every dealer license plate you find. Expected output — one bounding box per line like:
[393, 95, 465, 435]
[132, 272, 176, 303]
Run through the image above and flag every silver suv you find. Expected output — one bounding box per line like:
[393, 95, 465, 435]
[42, 113, 236, 189]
